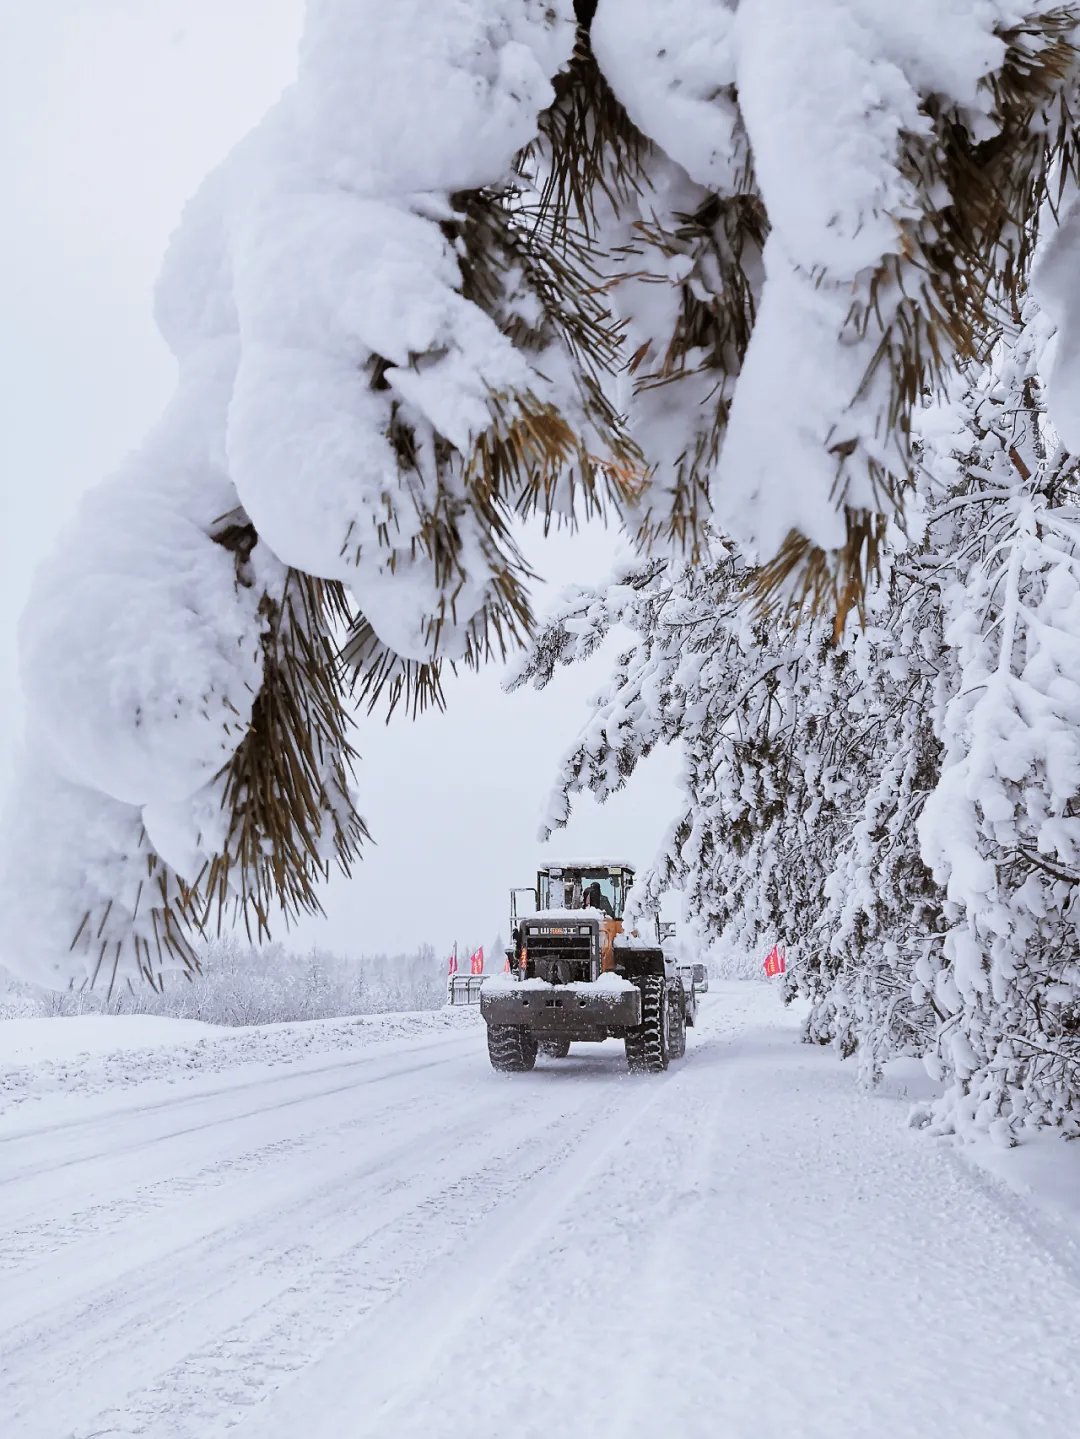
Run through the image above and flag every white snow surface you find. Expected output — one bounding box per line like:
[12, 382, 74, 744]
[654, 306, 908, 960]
[2, 984, 1078, 1439]
[594, 0, 1032, 559]
[226, 0, 577, 645]
[730, 0, 1014, 277]
[0, 1007, 476, 1113]
[482, 970, 637, 995]
[614, 932, 662, 950]
[0, 1014, 222, 1066]
[586, 969, 638, 992]
[590, 0, 745, 194]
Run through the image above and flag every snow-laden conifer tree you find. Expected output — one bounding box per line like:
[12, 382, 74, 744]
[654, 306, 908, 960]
[508, 542, 943, 1086]
[519, 310, 1080, 1135]
[6, 1, 1080, 988]
[917, 313, 1080, 1139]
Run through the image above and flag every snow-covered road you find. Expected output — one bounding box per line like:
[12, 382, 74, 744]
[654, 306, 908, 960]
[2, 985, 1079, 1439]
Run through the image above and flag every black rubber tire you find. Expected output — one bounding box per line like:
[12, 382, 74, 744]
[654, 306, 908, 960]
[539, 1038, 571, 1059]
[487, 1024, 539, 1072]
[669, 989, 687, 1060]
[625, 975, 669, 1074]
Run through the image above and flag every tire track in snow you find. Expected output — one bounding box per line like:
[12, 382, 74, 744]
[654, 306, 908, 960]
[345, 1052, 724, 1439]
[589, 1055, 739, 1439]
[0, 1035, 476, 1184]
[0, 1012, 480, 1116]
[0, 1044, 480, 1239]
[0, 1084, 439, 1275]
[2, 1058, 491, 1345]
[9, 988, 1079, 1439]
[940, 1145, 1080, 1295]
[84, 1078, 632, 1439]
[244, 1066, 677, 1439]
[3, 1058, 610, 1438]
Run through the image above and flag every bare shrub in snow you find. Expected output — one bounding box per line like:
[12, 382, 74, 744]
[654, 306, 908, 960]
[0, 938, 448, 1026]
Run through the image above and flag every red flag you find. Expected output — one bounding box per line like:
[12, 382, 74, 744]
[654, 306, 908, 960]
[763, 944, 786, 978]
[448, 949, 458, 975]
[470, 946, 485, 975]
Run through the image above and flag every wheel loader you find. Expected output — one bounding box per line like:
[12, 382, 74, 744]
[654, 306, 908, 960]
[480, 862, 691, 1074]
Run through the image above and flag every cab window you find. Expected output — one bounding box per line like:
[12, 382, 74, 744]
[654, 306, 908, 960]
[538, 868, 631, 917]
[577, 871, 628, 918]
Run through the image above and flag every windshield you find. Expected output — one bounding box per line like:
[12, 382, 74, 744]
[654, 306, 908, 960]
[539, 869, 627, 918]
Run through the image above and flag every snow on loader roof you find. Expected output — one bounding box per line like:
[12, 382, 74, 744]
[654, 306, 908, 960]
[538, 859, 635, 870]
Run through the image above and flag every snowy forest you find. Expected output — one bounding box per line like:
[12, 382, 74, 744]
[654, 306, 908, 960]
[0, 939, 449, 1023]
[4, 0, 1080, 1145]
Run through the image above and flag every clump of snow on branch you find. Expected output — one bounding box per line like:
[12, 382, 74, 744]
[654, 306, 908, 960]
[228, 0, 580, 657]
[593, 0, 1080, 593]
[2, 0, 589, 990]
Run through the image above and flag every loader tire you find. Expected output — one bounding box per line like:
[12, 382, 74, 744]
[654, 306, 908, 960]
[669, 989, 687, 1060]
[625, 975, 669, 1074]
[540, 1038, 571, 1059]
[487, 1024, 538, 1073]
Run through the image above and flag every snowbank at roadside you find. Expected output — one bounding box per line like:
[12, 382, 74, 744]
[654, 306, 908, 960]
[0, 1006, 480, 1115]
[876, 1054, 1080, 1246]
[1, 1014, 223, 1064]
[963, 1128, 1080, 1248]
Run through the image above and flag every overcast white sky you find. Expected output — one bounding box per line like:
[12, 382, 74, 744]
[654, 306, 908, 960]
[0, 0, 681, 964]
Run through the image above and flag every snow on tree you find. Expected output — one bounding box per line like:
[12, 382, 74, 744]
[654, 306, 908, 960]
[550, 2, 1080, 605]
[5, 1, 1080, 989]
[1, 1, 631, 990]
[508, 525, 940, 1094]
[518, 310, 1080, 1136]
[917, 312, 1080, 1139]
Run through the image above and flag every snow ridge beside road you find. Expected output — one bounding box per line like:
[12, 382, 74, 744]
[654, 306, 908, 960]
[0, 1006, 477, 1115]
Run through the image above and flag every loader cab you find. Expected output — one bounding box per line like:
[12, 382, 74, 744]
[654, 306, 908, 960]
[536, 863, 634, 919]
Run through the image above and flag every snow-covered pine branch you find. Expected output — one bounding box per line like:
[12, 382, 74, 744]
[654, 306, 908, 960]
[3, 1, 630, 989]
[7, 2, 1080, 990]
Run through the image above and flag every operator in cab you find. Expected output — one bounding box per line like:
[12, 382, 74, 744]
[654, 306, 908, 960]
[582, 880, 619, 971]
[583, 880, 615, 919]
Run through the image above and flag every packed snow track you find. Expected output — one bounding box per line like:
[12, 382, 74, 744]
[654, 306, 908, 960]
[2, 986, 1078, 1439]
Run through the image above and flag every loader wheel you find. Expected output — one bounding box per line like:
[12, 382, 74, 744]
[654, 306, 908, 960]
[669, 990, 687, 1060]
[625, 976, 669, 1074]
[539, 1039, 571, 1059]
[487, 1024, 538, 1073]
